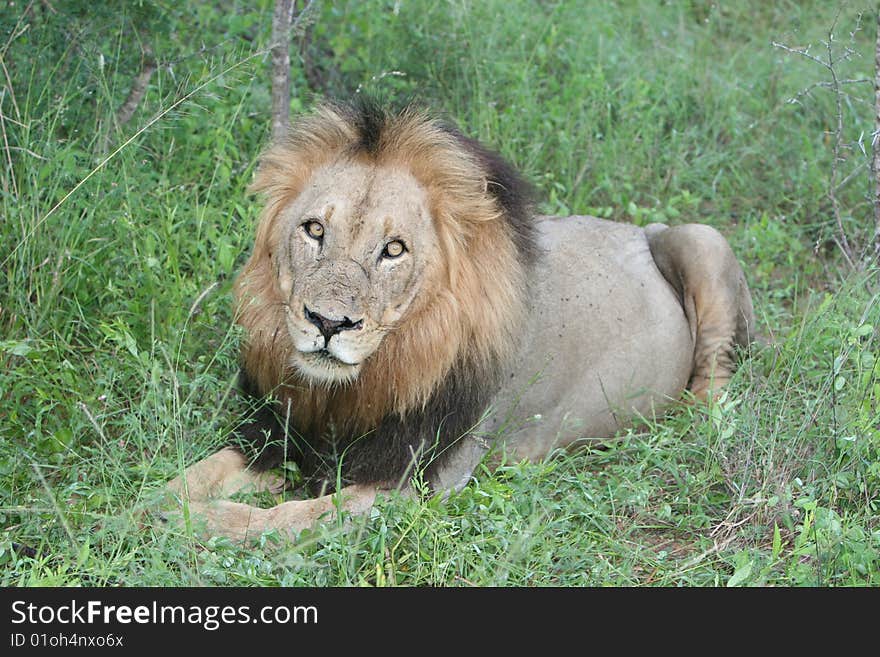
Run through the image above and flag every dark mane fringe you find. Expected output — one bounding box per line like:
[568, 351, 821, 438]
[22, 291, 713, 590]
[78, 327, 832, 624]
[234, 356, 498, 494]
[440, 126, 539, 267]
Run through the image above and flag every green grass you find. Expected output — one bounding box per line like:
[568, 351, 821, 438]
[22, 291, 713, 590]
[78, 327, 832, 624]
[1, 0, 878, 586]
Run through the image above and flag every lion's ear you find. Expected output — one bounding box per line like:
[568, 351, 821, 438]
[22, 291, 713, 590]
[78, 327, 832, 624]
[247, 159, 272, 195]
[247, 151, 298, 198]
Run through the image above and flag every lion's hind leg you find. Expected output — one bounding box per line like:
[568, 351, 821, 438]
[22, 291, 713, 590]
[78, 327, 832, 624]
[645, 223, 756, 400]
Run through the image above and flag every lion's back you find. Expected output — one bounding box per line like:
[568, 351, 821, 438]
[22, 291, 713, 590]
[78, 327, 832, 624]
[483, 215, 694, 458]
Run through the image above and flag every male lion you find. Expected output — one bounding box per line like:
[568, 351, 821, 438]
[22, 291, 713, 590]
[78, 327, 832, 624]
[167, 99, 755, 541]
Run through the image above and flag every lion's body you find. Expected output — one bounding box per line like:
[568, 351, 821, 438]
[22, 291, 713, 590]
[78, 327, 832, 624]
[430, 215, 695, 491]
[166, 100, 755, 541]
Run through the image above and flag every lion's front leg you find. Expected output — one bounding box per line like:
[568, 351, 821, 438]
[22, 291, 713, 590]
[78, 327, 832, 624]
[165, 448, 382, 541]
[167, 446, 286, 502]
[180, 484, 380, 543]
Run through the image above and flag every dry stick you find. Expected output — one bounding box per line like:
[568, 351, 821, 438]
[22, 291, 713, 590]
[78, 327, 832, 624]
[874, 9, 880, 264]
[786, 77, 871, 107]
[270, 0, 294, 141]
[116, 48, 157, 128]
[99, 46, 157, 155]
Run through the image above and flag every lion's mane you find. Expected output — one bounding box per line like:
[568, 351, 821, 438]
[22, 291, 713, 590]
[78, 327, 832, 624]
[232, 99, 537, 489]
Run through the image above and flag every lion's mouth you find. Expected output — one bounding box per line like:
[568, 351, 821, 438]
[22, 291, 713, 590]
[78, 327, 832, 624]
[292, 348, 362, 384]
[296, 344, 361, 367]
[311, 348, 345, 364]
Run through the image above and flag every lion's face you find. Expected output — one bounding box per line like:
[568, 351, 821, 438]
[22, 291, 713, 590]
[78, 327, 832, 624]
[274, 159, 442, 384]
[238, 102, 534, 418]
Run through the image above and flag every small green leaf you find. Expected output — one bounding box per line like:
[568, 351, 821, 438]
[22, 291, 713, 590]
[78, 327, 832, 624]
[1, 340, 33, 357]
[727, 555, 753, 587]
[771, 524, 782, 559]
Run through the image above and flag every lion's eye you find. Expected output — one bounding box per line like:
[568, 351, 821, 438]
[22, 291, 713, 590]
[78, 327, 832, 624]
[382, 240, 406, 259]
[303, 220, 324, 241]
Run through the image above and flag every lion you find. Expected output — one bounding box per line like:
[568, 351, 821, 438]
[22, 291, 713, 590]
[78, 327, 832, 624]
[166, 99, 755, 542]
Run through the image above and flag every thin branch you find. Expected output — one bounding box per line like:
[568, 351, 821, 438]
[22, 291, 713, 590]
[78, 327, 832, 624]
[0, 55, 22, 122]
[160, 39, 237, 68]
[115, 45, 156, 128]
[826, 24, 855, 264]
[786, 77, 872, 106]
[0, 49, 23, 198]
[772, 41, 828, 69]
[187, 281, 218, 319]
[775, 9, 864, 267]
[98, 45, 157, 155]
[28, 457, 77, 547]
[79, 401, 109, 444]
[0, 0, 35, 60]
[292, 1, 321, 38]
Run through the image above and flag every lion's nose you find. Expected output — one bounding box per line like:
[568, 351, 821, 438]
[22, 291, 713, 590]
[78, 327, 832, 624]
[304, 305, 363, 343]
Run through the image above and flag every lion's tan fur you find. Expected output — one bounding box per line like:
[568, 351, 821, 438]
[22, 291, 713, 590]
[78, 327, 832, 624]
[234, 105, 527, 429]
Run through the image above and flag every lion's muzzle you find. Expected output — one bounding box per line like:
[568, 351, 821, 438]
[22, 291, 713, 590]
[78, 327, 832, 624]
[303, 305, 364, 344]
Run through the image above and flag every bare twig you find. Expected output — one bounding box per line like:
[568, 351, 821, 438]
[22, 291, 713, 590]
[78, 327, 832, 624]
[825, 14, 856, 265]
[98, 45, 157, 154]
[28, 457, 76, 546]
[0, 57, 21, 199]
[0, 56, 22, 121]
[679, 533, 738, 570]
[835, 159, 868, 192]
[79, 401, 109, 443]
[1, 0, 35, 60]
[771, 41, 830, 68]
[773, 10, 868, 267]
[784, 77, 871, 106]
[355, 70, 406, 94]
[115, 45, 156, 128]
